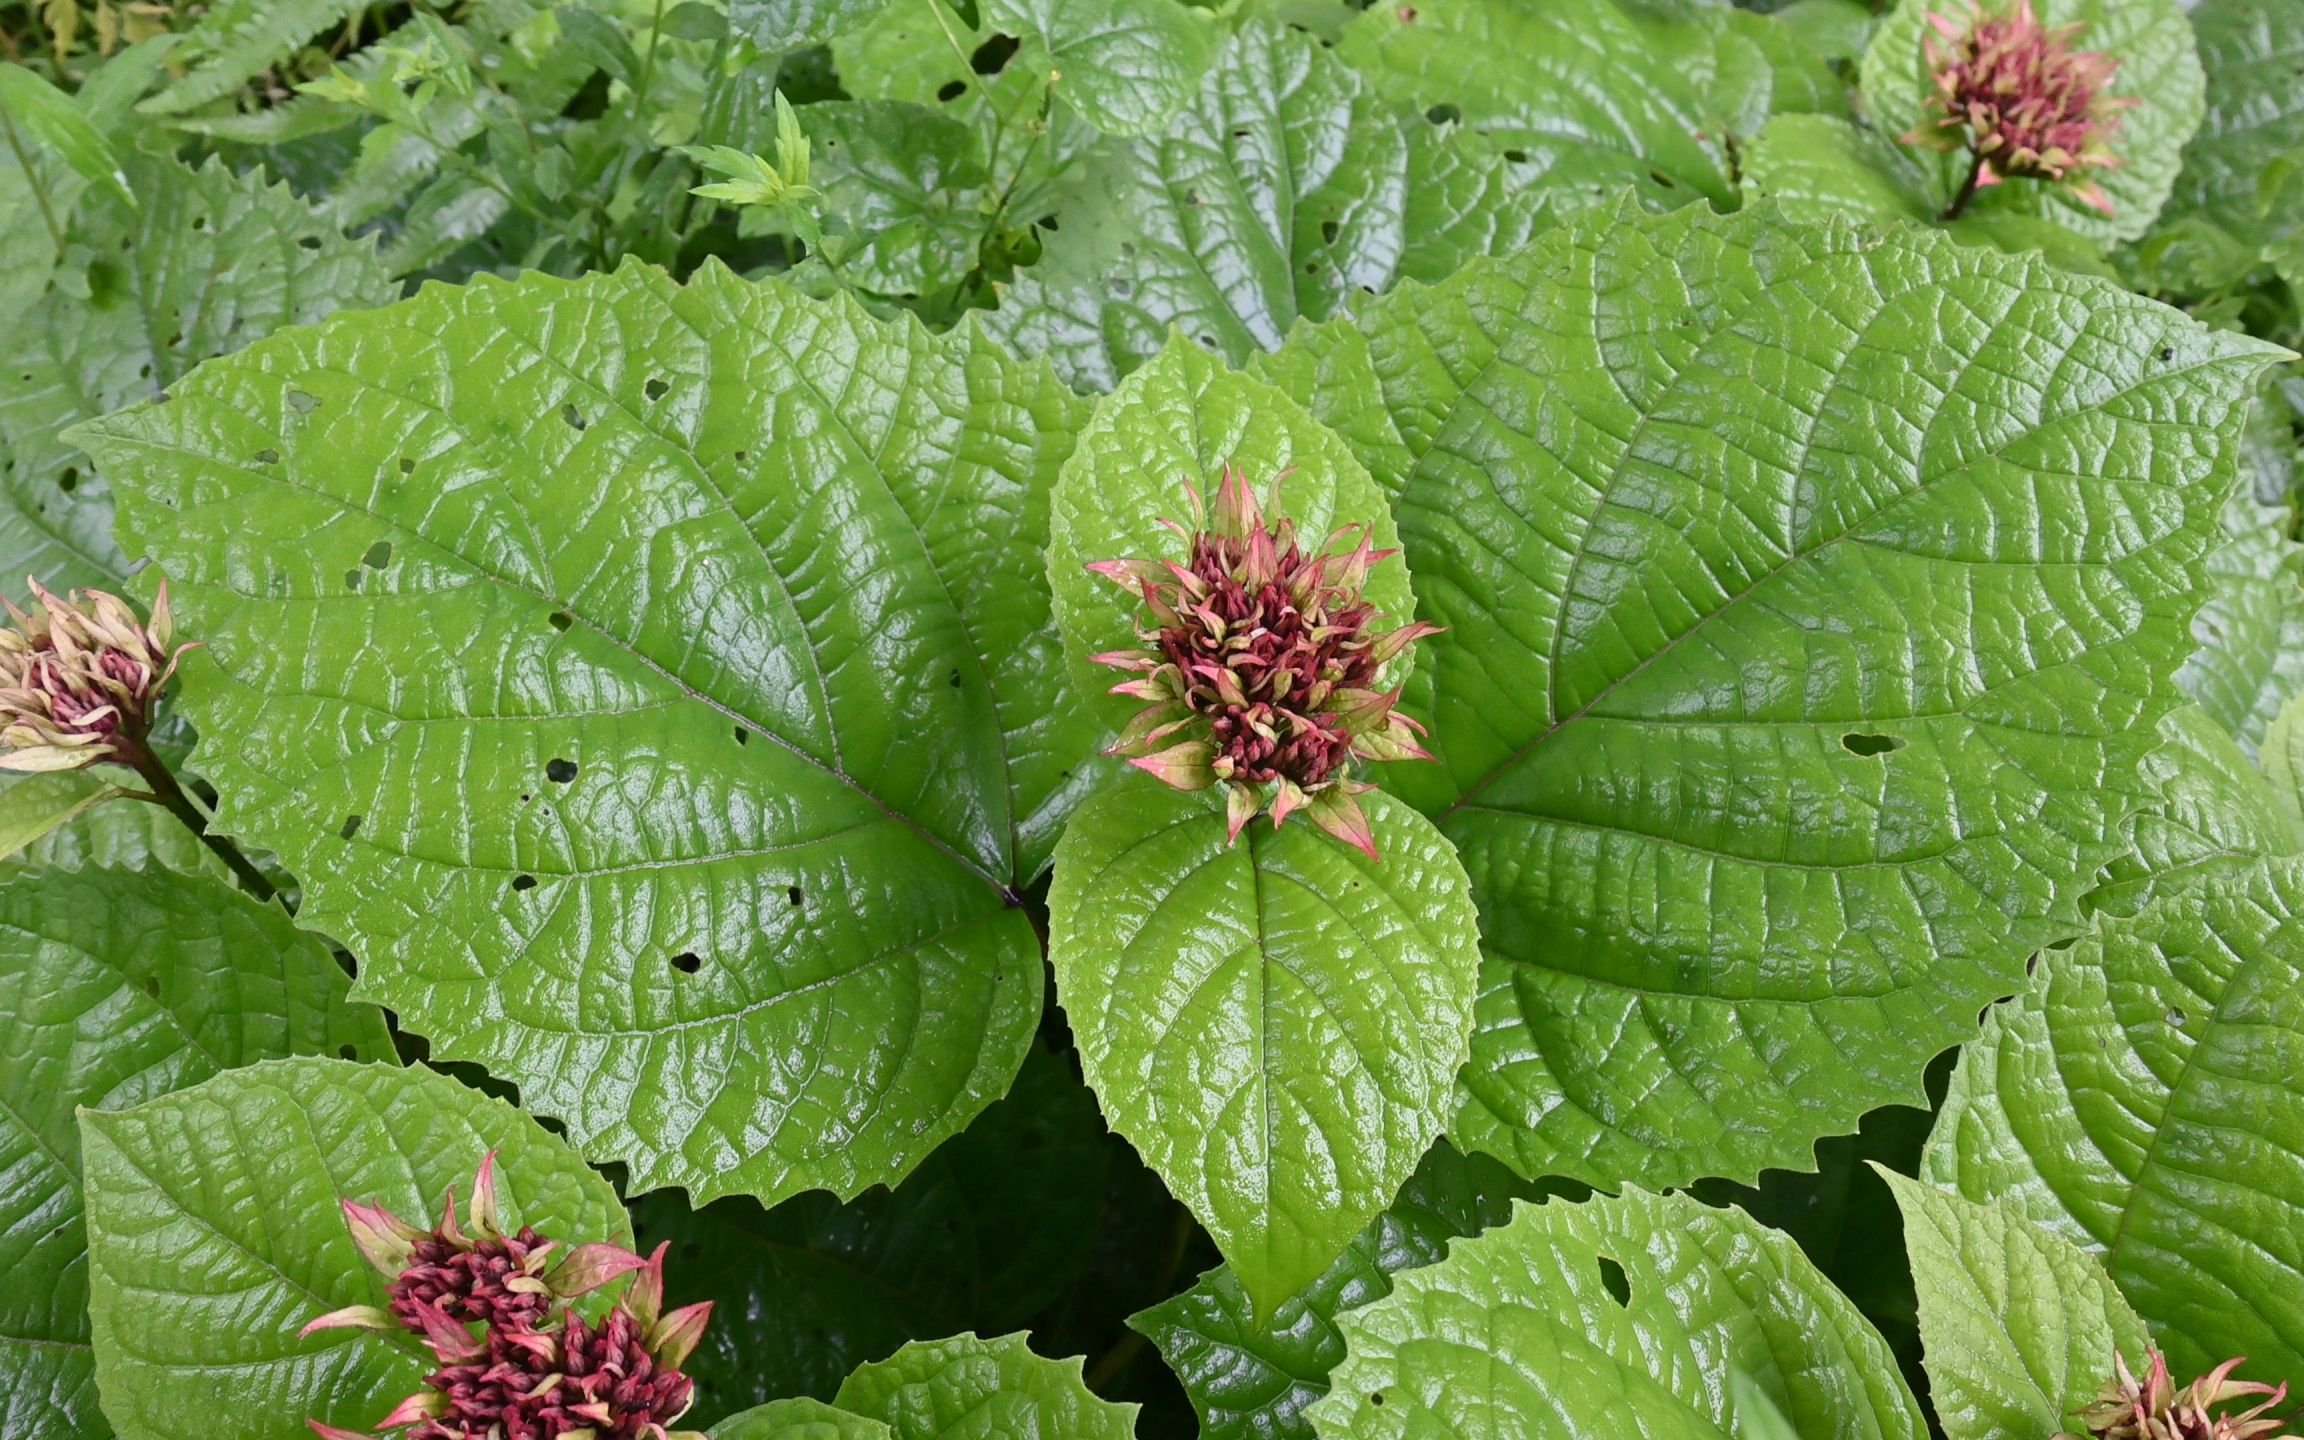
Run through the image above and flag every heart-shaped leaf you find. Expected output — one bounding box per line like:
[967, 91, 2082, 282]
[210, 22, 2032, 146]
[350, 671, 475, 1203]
[0, 866, 389, 1440]
[1304, 1189, 1925, 1438]
[78, 1057, 630, 1440]
[1263, 199, 2281, 1190]
[80, 265, 1097, 1203]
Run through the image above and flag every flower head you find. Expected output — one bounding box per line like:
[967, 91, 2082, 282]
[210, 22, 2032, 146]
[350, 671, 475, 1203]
[0, 578, 196, 772]
[1901, 0, 2133, 214]
[302, 1153, 646, 1341]
[2062, 1348, 2291, 1440]
[1086, 466, 1439, 860]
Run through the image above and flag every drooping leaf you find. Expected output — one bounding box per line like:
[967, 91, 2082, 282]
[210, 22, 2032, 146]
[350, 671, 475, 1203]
[0, 875, 388, 1440]
[2176, 486, 2304, 756]
[1925, 850, 2304, 1382]
[1334, 0, 1839, 213]
[78, 1057, 628, 1440]
[0, 63, 131, 208]
[2149, 0, 2304, 260]
[1263, 199, 2280, 1191]
[832, 1332, 1139, 1440]
[1130, 1141, 1538, 1440]
[0, 151, 396, 590]
[982, 19, 1558, 393]
[714, 1397, 895, 1439]
[979, 0, 1218, 139]
[79, 264, 1099, 1203]
[1859, 0, 2204, 245]
[1303, 1189, 1926, 1439]
[627, 1044, 1112, 1425]
[1884, 1172, 2149, 1440]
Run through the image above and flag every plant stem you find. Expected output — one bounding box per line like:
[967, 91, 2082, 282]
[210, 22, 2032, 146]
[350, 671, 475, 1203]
[1942, 150, 1985, 221]
[117, 737, 277, 901]
[0, 102, 68, 257]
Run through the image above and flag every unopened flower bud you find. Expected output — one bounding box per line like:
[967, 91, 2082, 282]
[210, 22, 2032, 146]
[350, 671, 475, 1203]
[0, 578, 196, 772]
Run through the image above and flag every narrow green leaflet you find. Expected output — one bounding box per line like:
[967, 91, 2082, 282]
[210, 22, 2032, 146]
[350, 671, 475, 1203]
[0, 64, 131, 208]
[0, 152, 397, 589]
[980, 0, 1217, 139]
[2176, 489, 2304, 756]
[1860, 0, 2203, 245]
[832, 1332, 1138, 1440]
[135, 0, 359, 114]
[80, 264, 1099, 1203]
[1885, 1173, 2149, 1440]
[2152, 0, 2304, 255]
[628, 1045, 1111, 1424]
[728, 0, 895, 53]
[79, 1057, 628, 1440]
[1334, 0, 1833, 213]
[1131, 1141, 1538, 1440]
[1304, 1190, 1926, 1439]
[983, 19, 1557, 393]
[1925, 854, 2304, 1381]
[0, 873, 389, 1440]
[1265, 201, 2280, 1190]
[715, 1397, 894, 1439]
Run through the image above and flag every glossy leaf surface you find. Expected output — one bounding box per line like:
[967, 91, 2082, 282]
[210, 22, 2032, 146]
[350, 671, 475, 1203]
[83, 265, 1096, 1203]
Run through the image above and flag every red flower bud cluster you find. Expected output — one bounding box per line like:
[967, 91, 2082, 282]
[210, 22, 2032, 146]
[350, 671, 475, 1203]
[2063, 1348, 2291, 1440]
[1901, 0, 2133, 215]
[1087, 466, 1439, 860]
[302, 1154, 712, 1440]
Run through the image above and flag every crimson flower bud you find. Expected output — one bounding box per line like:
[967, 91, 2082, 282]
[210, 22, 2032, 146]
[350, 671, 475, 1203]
[0, 577, 196, 772]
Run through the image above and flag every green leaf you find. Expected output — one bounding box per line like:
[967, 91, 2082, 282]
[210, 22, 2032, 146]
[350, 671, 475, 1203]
[980, 0, 1217, 139]
[2152, 0, 2304, 257]
[1859, 0, 2203, 245]
[2177, 487, 2304, 756]
[0, 770, 130, 864]
[1303, 1189, 1926, 1439]
[81, 1057, 628, 1440]
[0, 768, 213, 876]
[715, 1398, 895, 1439]
[0, 869, 390, 1440]
[0, 64, 131, 210]
[982, 18, 1558, 393]
[802, 100, 995, 298]
[2262, 692, 2304, 835]
[833, 1332, 1139, 1440]
[730, 0, 896, 53]
[79, 265, 1097, 1203]
[1333, 0, 1811, 212]
[1048, 782, 1479, 1316]
[1924, 852, 2304, 1382]
[137, 0, 361, 115]
[1130, 1141, 1537, 1440]
[1263, 200, 2281, 1190]
[1742, 113, 1936, 228]
[628, 1045, 1112, 1425]
[0, 152, 396, 590]
[1045, 335, 1412, 734]
[1883, 1172, 2149, 1440]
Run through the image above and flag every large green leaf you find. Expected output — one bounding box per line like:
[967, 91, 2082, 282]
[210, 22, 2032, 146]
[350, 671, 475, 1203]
[628, 1045, 1111, 1425]
[1926, 849, 2304, 1379]
[980, 0, 1218, 140]
[729, 0, 895, 52]
[80, 264, 1098, 1203]
[833, 1332, 1138, 1440]
[1049, 783, 1478, 1316]
[0, 867, 389, 1440]
[715, 1397, 894, 1439]
[1334, 0, 1839, 214]
[982, 18, 1556, 393]
[1860, 0, 2203, 245]
[2176, 487, 2304, 756]
[1303, 1189, 1925, 1439]
[79, 1057, 629, 1440]
[1884, 1173, 2149, 1440]
[1262, 200, 2280, 1190]
[2152, 0, 2304, 257]
[1130, 1141, 1538, 1440]
[0, 151, 395, 591]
